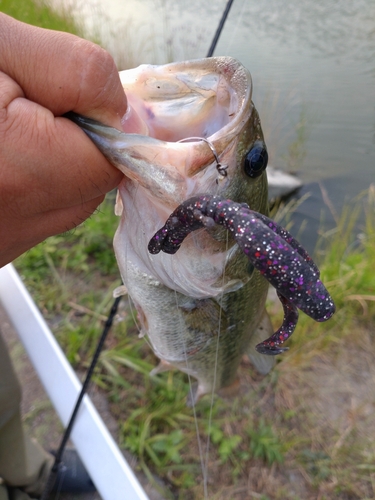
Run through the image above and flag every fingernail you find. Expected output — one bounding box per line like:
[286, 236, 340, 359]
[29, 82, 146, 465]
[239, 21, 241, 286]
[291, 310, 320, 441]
[121, 104, 148, 135]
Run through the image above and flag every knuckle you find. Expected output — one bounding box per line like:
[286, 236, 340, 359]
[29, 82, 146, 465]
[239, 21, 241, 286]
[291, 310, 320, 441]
[0, 71, 23, 126]
[76, 40, 118, 107]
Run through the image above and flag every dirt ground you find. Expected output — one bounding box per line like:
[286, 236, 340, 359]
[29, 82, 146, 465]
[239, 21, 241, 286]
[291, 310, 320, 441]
[0, 303, 164, 500]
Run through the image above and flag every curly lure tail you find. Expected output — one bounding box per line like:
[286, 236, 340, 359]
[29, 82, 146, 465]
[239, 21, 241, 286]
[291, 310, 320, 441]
[148, 195, 335, 355]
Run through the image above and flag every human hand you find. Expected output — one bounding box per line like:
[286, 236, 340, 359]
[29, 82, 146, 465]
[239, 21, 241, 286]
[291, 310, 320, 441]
[0, 13, 127, 267]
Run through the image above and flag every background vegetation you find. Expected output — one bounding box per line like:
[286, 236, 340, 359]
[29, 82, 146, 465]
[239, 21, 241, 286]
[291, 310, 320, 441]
[0, 0, 81, 33]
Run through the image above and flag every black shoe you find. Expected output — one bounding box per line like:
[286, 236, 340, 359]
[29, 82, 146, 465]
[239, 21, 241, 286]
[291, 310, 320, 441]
[50, 448, 96, 494]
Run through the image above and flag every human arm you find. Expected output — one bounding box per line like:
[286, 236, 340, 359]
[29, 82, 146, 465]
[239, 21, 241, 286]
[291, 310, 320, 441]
[0, 13, 127, 267]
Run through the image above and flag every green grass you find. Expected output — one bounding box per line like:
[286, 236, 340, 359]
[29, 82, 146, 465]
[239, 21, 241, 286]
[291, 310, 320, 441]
[15, 196, 121, 362]
[0, 0, 82, 34]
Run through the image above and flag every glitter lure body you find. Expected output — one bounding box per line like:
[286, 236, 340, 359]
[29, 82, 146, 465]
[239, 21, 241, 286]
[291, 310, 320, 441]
[149, 195, 335, 354]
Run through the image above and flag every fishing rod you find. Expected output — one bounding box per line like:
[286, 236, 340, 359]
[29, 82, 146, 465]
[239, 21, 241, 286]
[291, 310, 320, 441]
[41, 1, 234, 496]
[206, 0, 235, 57]
[40, 297, 122, 499]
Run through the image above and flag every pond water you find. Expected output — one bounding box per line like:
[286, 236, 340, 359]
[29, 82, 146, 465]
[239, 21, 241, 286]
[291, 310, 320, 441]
[65, 0, 375, 250]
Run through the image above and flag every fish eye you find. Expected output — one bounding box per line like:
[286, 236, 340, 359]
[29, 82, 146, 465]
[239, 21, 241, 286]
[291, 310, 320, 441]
[244, 141, 268, 178]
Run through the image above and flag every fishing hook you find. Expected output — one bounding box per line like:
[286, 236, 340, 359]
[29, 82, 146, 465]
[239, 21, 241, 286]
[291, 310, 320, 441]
[177, 136, 228, 178]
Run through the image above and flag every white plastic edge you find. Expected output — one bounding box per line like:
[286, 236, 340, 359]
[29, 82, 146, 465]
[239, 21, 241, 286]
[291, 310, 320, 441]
[0, 263, 149, 500]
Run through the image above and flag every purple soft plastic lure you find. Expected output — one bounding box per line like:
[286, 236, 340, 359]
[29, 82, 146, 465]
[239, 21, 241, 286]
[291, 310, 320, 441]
[148, 195, 335, 355]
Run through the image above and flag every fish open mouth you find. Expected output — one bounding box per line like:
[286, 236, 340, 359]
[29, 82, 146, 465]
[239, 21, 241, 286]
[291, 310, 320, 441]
[119, 57, 251, 144]
[66, 58, 259, 198]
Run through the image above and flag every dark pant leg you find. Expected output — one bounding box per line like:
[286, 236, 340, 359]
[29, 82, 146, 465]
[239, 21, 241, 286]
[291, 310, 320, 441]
[0, 332, 52, 496]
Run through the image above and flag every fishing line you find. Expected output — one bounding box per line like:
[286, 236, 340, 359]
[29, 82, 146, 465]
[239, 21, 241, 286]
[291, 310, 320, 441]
[171, 286, 208, 498]
[174, 0, 238, 494]
[165, 205, 216, 500]
[202, 230, 230, 496]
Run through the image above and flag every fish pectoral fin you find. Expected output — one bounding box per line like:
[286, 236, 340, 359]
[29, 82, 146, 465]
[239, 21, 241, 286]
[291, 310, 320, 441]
[113, 285, 128, 298]
[246, 310, 276, 375]
[186, 382, 210, 407]
[217, 377, 241, 398]
[186, 378, 240, 407]
[150, 359, 175, 376]
[220, 278, 245, 294]
[186, 383, 200, 407]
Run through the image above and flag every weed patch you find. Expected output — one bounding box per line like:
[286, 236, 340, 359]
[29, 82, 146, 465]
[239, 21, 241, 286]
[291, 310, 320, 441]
[0, 0, 82, 33]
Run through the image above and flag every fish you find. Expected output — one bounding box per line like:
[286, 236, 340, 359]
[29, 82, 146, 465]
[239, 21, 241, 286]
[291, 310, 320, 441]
[66, 56, 333, 403]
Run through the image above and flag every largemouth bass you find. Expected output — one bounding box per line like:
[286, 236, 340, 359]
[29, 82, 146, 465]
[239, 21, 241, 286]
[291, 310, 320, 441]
[67, 57, 333, 402]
